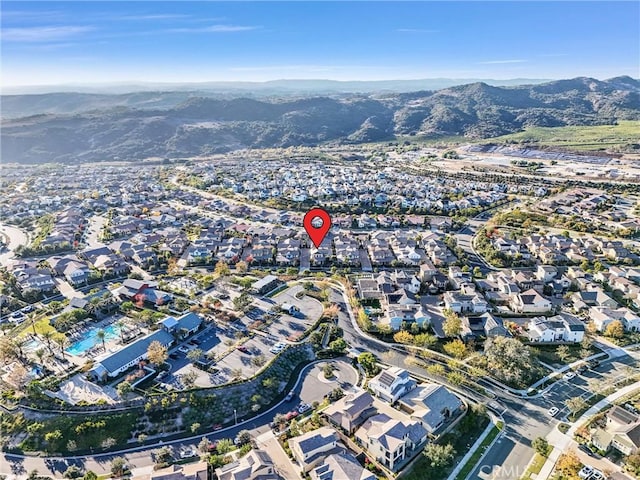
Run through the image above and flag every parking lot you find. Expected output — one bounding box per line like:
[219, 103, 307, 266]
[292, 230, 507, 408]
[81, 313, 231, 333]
[156, 283, 325, 390]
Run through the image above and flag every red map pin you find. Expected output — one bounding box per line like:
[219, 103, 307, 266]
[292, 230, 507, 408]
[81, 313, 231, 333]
[303, 207, 332, 248]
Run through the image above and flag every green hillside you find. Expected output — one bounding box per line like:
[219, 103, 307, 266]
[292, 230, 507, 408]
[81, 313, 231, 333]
[483, 120, 640, 152]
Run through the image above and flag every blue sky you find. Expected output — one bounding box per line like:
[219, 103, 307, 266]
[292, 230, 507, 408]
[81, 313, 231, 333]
[2, 1, 639, 86]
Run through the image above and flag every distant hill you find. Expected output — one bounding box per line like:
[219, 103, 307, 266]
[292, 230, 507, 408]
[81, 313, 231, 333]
[1, 76, 638, 164]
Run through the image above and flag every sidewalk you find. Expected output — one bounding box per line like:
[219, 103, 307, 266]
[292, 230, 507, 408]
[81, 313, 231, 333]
[446, 413, 501, 480]
[536, 380, 640, 480]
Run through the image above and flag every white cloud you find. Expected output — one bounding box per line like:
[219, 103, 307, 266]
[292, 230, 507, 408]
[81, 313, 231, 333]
[117, 14, 193, 21]
[165, 24, 259, 33]
[2, 25, 94, 42]
[477, 59, 528, 64]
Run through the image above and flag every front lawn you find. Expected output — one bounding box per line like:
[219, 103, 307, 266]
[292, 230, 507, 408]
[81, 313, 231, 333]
[532, 344, 599, 368]
[520, 453, 547, 480]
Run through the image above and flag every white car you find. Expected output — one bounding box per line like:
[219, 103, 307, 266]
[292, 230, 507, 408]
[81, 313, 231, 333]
[563, 371, 576, 380]
[297, 403, 312, 414]
[588, 470, 604, 480]
[579, 466, 594, 479]
[178, 345, 191, 354]
[180, 448, 196, 459]
[548, 407, 560, 417]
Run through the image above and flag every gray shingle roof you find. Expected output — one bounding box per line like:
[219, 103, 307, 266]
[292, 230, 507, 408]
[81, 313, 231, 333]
[96, 329, 174, 374]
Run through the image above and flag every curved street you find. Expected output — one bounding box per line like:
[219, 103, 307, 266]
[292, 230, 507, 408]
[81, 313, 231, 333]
[1, 284, 638, 480]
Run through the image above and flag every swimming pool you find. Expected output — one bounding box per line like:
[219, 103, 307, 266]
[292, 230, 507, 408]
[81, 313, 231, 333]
[66, 324, 122, 356]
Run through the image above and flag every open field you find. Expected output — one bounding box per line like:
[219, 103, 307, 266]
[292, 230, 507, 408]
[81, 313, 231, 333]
[482, 121, 640, 152]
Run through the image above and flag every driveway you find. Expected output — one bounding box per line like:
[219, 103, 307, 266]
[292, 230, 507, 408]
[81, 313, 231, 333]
[53, 278, 82, 299]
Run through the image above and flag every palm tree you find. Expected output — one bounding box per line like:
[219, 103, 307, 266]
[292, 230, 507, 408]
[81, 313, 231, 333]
[54, 334, 68, 359]
[42, 331, 53, 353]
[97, 329, 106, 351]
[28, 313, 37, 336]
[115, 320, 125, 343]
[34, 348, 46, 365]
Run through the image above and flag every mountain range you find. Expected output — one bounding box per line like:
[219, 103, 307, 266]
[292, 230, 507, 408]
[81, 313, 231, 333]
[2, 76, 639, 164]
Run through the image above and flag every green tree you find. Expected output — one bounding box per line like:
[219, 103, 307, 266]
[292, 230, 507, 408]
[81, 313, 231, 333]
[565, 396, 587, 415]
[442, 309, 462, 338]
[146, 340, 168, 366]
[110, 457, 126, 478]
[532, 437, 551, 457]
[357, 352, 379, 376]
[484, 336, 536, 387]
[556, 345, 571, 363]
[423, 442, 456, 468]
[605, 320, 625, 339]
[393, 330, 414, 344]
[83, 472, 98, 480]
[443, 339, 467, 359]
[216, 438, 234, 454]
[116, 381, 132, 398]
[63, 466, 83, 479]
[328, 338, 347, 353]
[413, 333, 437, 348]
[214, 261, 230, 277]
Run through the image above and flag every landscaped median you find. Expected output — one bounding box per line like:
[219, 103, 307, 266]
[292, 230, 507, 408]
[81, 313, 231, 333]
[451, 421, 502, 480]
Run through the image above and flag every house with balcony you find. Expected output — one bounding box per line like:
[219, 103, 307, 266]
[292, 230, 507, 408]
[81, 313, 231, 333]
[355, 413, 427, 472]
[369, 367, 417, 404]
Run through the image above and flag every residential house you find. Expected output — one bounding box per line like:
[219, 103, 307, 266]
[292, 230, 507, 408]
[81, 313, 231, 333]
[151, 461, 209, 480]
[511, 289, 551, 314]
[215, 449, 278, 480]
[443, 291, 488, 315]
[323, 389, 376, 434]
[289, 427, 343, 473]
[355, 413, 427, 472]
[115, 279, 172, 306]
[571, 289, 618, 311]
[310, 452, 376, 480]
[369, 367, 417, 403]
[589, 306, 640, 333]
[527, 313, 585, 343]
[591, 406, 640, 455]
[397, 383, 463, 434]
[536, 265, 558, 283]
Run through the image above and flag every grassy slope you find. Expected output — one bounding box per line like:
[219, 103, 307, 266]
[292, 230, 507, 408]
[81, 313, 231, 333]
[481, 120, 640, 152]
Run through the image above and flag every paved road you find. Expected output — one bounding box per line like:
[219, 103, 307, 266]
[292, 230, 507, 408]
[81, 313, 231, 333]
[0, 223, 29, 266]
[0, 357, 357, 479]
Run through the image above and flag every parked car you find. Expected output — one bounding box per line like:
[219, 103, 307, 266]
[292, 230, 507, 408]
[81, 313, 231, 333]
[178, 345, 191, 354]
[578, 444, 595, 457]
[588, 470, 604, 480]
[563, 372, 576, 380]
[548, 407, 560, 417]
[285, 410, 299, 421]
[179, 448, 196, 459]
[297, 403, 312, 414]
[579, 466, 594, 479]
[212, 424, 222, 431]
[21, 305, 34, 313]
[237, 345, 249, 354]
